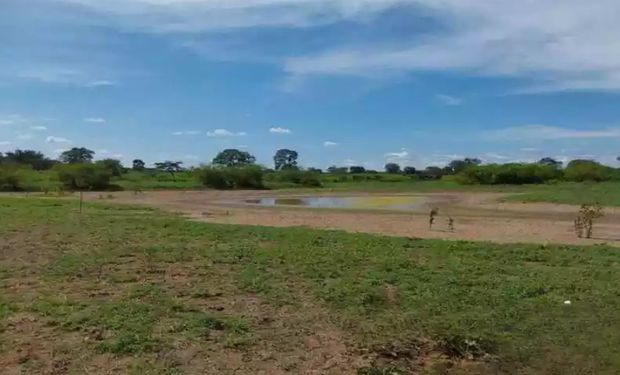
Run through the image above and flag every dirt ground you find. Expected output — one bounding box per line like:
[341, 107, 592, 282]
[85, 190, 620, 246]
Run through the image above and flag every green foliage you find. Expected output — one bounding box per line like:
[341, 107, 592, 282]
[445, 158, 482, 174]
[55, 163, 113, 190]
[564, 159, 615, 182]
[1, 149, 56, 170]
[198, 165, 264, 189]
[153, 161, 183, 179]
[132, 159, 145, 171]
[349, 166, 366, 174]
[96, 158, 124, 177]
[59, 147, 95, 164]
[273, 149, 299, 171]
[267, 169, 322, 187]
[0, 165, 24, 191]
[403, 166, 416, 175]
[212, 149, 256, 167]
[458, 163, 563, 184]
[384, 163, 401, 174]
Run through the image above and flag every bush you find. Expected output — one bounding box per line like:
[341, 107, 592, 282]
[55, 163, 113, 190]
[199, 166, 264, 189]
[458, 163, 563, 185]
[564, 160, 615, 182]
[272, 169, 322, 187]
[0, 166, 23, 191]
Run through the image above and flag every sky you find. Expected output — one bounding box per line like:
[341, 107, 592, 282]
[1, 0, 620, 170]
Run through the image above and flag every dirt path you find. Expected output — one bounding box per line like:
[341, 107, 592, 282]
[86, 190, 620, 246]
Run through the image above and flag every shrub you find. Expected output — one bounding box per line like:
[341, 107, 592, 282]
[0, 166, 23, 191]
[199, 166, 264, 189]
[273, 169, 322, 187]
[55, 163, 113, 190]
[564, 160, 614, 182]
[458, 163, 563, 185]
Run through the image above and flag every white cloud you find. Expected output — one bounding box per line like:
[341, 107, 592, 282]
[45, 136, 71, 143]
[98, 149, 110, 154]
[84, 117, 106, 123]
[269, 127, 292, 134]
[207, 128, 246, 137]
[282, 0, 620, 92]
[30, 126, 47, 131]
[385, 150, 409, 159]
[0, 141, 11, 146]
[485, 125, 620, 141]
[53, 148, 68, 154]
[435, 94, 463, 106]
[86, 80, 117, 87]
[172, 130, 202, 136]
[238, 145, 249, 149]
[323, 141, 338, 147]
[111, 153, 124, 158]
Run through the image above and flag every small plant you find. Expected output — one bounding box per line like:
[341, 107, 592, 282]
[429, 207, 439, 229]
[574, 203, 604, 239]
[447, 217, 455, 232]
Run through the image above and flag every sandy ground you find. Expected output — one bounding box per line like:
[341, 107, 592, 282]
[85, 190, 620, 246]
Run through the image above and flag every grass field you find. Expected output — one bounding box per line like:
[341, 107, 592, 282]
[11, 168, 620, 207]
[1, 197, 620, 373]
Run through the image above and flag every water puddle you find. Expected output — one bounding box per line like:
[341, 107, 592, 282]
[246, 196, 424, 211]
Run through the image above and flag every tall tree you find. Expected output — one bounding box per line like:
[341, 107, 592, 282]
[213, 149, 256, 167]
[154, 161, 183, 180]
[273, 149, 299, 170]
[59, 147, 95, 164]
[132, 159, 146, 171]
[384, 163, 401, 174]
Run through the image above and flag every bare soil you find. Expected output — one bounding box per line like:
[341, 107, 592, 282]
[86, 190, 620, 246]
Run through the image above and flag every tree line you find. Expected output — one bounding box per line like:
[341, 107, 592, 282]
[1, 146, 619, 191]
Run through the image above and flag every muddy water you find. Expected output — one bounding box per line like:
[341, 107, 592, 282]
[246, 196, 425, 211]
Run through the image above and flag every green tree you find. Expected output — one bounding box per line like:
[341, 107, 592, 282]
[132, 159, 145, 171]
[403, 166, 417, 175]
[60, 147, 95, 164]
[4, 149, 55, 170]
[348, 166, 366, 174]
[327, 166, 348, 174]
[97, 158, 124, 177]
[213, 149, 256, 167]
[447, 158, 481, 174]
[273, 149, 299, 170]
[55, 163, 112, 190]
[154, 161, 184, 180]
[384, 163, 401, 174]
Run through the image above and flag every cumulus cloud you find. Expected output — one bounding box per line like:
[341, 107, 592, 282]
[30, 126, 48, 131]
[485, 125, 620, 141]
[207, 129, 247, 137]
[323, 141, 338, 147]
[45, 136, 71, 143]
[269, 127, 291, 134]
[84, 117, 106, 123]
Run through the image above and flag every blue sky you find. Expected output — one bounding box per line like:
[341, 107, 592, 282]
[1, 0, 620, 169]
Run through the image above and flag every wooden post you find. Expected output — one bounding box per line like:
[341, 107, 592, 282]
[79, 191, 83, 213]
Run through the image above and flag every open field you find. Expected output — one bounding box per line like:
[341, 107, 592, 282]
[81, 190, 620, 246]
[2, 196, 620, 374]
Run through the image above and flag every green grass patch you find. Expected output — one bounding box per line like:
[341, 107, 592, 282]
[2, 197, 620, 373]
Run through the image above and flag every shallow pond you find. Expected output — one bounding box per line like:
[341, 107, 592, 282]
[246, 196, 424, 211]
